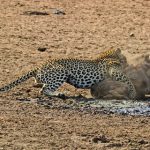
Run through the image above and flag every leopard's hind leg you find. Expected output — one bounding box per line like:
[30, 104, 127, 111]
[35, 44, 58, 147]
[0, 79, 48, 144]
[36, 63, 69, 96]
[40, 80, 66, 96]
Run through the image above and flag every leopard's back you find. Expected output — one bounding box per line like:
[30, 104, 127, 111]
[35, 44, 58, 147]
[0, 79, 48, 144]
[55, 57, 124, 89]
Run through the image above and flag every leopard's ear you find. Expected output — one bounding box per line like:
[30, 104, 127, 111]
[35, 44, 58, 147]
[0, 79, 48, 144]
[96, 48, 122, 61]
[106, 48, 121, 56]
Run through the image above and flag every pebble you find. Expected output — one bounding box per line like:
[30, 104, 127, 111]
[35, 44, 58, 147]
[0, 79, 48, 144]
[37, 47, 47, 52]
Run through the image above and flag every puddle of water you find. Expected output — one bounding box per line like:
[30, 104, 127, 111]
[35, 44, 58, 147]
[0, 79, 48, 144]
[78, 100, 150, 116]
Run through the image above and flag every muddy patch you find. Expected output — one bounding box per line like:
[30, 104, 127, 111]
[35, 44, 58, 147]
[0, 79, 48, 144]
[16, 95, 150, 116]
[78, 99, 150, 116]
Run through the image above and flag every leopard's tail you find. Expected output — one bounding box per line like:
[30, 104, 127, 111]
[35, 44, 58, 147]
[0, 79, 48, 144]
[0, 69, 37, 93]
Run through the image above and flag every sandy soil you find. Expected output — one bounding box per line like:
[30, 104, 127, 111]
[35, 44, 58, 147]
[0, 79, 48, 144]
[0, 0, 150, 149]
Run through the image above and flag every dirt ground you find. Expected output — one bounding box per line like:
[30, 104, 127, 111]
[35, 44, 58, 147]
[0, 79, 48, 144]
[0, 0, 150, 149]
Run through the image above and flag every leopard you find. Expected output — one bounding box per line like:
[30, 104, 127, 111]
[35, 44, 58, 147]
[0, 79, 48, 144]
[0, 48, 136, 99]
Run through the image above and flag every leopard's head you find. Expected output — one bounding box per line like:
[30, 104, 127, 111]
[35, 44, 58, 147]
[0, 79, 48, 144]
[97, 48, 128, 69]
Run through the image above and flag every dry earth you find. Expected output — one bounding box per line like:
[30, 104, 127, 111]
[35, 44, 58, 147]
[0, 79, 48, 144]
[0, 0, 150, 149]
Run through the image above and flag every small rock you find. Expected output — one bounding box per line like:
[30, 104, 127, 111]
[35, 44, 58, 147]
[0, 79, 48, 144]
[138, 139, 148, 144]
[51, 8, 66, 15]
[130, 33, 135, 37]
[92, 135, 109, 143]
[37, 47, 47, 52]
[26, 89, 31, 93]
